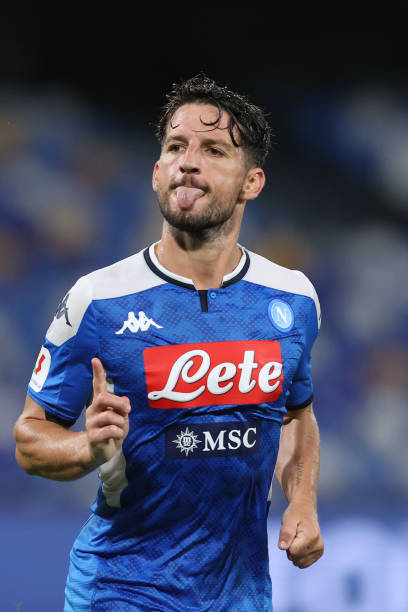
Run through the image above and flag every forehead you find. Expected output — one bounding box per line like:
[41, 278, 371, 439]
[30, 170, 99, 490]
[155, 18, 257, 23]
[166, 103, 235, 141]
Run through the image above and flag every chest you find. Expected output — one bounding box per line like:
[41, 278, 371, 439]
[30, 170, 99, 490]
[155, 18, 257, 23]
[93, 283, 306, 415]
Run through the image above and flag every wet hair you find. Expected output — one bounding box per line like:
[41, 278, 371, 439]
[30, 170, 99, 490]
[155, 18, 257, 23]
[156, 74, 272, 168]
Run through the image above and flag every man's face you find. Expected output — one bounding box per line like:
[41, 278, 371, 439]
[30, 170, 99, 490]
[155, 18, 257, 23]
[153, 103, 249, 233]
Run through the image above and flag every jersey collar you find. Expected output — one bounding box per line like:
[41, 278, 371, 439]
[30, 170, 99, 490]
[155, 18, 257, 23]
[143, 242, 250, 290]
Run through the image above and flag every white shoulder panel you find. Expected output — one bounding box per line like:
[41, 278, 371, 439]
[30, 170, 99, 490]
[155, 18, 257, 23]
[46, 275, 93, 347]
[245, 250, 321, 328]
[46, 250, 166, 347]
[86, 249, 166, 300]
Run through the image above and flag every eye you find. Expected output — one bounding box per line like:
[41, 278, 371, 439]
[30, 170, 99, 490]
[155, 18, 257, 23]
[168, 143, 184, 153]
[208, 147, 223, 157]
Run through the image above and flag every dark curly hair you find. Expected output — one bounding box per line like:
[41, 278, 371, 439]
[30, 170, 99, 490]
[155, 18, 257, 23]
[156, 74, 272, 168]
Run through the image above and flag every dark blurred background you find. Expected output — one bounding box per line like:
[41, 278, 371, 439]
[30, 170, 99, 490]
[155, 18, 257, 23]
[1, 6, 407, 611]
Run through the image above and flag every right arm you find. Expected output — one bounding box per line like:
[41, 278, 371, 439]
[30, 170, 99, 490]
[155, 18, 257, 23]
[14, 358, 131, 481]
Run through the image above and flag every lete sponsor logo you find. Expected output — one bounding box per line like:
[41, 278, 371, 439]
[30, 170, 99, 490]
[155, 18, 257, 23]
[143, 340, 283, 409]
[166, 421, 261, 458]
[29, 347, 51, 392]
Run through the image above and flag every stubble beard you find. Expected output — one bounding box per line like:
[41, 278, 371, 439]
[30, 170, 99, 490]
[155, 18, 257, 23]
[156, 184, 243, 239]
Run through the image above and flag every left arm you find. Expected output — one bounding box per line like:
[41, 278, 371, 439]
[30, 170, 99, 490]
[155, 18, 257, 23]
[274, 403, 324, 568]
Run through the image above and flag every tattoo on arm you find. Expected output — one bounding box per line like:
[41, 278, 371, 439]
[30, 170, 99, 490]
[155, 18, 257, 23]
[295, 462, 304, 487]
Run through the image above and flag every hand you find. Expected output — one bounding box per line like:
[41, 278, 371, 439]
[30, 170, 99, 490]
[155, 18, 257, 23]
[278, 502, 324, 568]
[86, 357, 131, 464]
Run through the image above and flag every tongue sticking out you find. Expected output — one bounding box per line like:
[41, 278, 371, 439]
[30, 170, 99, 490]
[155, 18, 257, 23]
[176, 186, 205, 209]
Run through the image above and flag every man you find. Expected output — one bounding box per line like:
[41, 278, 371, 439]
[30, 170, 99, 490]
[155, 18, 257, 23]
[14, 74, 324, 611]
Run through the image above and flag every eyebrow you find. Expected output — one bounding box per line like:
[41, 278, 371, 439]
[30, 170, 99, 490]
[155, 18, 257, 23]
[164, 134, 234, 151]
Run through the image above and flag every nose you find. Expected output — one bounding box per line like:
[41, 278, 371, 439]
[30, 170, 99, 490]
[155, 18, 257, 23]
[179, 144, 200, 174]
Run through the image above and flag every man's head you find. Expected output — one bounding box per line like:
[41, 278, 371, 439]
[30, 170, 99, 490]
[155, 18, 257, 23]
[156, 74, 272, 169]
[153, 75, 271, 237]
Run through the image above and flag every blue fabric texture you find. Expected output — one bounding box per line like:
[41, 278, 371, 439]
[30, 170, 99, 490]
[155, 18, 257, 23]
[28, 247, 319, 611]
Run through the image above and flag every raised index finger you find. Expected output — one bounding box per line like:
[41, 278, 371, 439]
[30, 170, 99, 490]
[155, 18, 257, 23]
[92, 357, 107, 396]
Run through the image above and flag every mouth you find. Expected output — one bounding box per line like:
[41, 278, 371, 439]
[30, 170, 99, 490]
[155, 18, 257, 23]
[174, 186, 206, 209]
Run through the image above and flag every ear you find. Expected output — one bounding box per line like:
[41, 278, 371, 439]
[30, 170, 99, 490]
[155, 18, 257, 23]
[239, 168, 266, 202]
[152, 161, 160, 192]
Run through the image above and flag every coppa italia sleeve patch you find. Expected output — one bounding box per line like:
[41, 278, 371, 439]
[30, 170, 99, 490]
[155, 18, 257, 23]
[29, 346, 51, 392]
[143, 340, 284, 409]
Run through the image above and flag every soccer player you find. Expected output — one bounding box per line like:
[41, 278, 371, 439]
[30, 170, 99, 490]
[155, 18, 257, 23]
[14, 74, 324, 611]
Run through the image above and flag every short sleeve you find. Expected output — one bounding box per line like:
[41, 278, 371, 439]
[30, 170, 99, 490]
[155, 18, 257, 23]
[27, 275, 98, 425]
[286, 280, 321, 410]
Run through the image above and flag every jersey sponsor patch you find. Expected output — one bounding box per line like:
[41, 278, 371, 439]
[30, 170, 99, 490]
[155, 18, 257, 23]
[268, 299, 294, 332]
[29, 346, 51, 392]
[166, 421, 261, 458]
[143, 340, 283, 409]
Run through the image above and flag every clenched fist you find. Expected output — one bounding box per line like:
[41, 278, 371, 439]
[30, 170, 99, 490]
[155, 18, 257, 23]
[278, 502, 324, 569]
[86, 357, 131, 464]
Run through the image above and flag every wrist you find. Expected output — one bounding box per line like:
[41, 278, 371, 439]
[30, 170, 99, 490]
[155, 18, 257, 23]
[85, 431, 121, 467]
[287, 493, 317, 511]
[282, 483, 317, 507]
[81, 431, 104, 470]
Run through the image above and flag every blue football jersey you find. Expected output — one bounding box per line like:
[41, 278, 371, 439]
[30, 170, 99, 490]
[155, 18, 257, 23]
[28, 244, 321, 612]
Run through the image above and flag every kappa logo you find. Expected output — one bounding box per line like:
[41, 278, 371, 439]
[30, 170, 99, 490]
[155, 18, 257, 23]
[55, 293, 72, 327]
[116, 311, 163, 335]
[166, 422, 260, 459]
[144, 340, 284, 409]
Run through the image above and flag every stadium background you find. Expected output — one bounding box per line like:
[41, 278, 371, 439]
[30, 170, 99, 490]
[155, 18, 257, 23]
[1, 6, 407, 611]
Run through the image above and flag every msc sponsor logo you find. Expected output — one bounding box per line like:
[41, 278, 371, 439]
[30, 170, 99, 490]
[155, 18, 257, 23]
[144, 340, 283, 409]
[166, 421, 261, 459]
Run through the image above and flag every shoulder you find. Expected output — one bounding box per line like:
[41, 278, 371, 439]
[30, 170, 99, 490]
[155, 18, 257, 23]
[84, 248, 164, 300]
[46, 247, 165, 346]
[245, 248, 321, 329]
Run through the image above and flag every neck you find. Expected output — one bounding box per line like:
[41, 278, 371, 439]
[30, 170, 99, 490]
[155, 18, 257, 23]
[156, 206, 245, 290]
